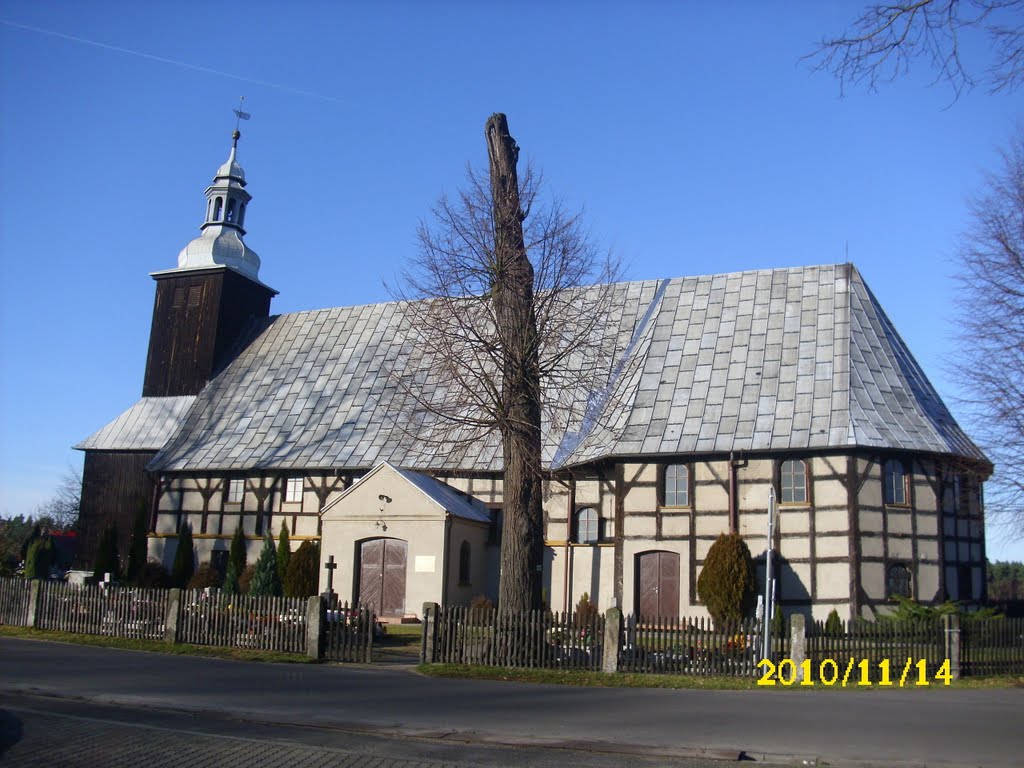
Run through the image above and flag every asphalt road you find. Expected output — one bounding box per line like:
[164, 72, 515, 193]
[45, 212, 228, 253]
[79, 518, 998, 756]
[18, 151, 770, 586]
[1, 637, 1021, 767]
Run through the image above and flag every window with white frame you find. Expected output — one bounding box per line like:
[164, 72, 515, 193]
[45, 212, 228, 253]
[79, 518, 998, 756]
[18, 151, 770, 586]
[227, 478, 244, 504]
[662, 463, 690, 507]
[575, 507, 600, 544]
[780, 459, 807, 504]
[285, 477, 303, 503]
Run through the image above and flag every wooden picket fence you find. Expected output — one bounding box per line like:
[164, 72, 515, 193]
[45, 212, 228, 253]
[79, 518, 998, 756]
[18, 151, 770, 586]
[177, 590, 307, 653]
[961, 617, 1024, 675]
[808, 619, 945, 676]
[426, 606, 605, 671]
[321, 602, 375, 662]
[0, 577, 31, 626]
[34, 581, 168, 641]
[619, 615, 773, 676]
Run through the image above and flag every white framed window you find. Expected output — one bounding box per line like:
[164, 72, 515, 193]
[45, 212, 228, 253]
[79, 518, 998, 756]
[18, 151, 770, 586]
[780, 459, 807, 504]
[285, 477, 303, 503]
[662, 464, 690, 507]
[575, 507, 600, 544]
[227, 478, 244, 504]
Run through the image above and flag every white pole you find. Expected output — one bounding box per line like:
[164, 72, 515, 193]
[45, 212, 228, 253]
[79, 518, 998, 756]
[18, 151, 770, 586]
[762, 488, 776, 662]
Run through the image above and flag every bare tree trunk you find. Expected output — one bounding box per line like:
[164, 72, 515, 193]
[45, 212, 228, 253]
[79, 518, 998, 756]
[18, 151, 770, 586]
[486, 113, 544, 613]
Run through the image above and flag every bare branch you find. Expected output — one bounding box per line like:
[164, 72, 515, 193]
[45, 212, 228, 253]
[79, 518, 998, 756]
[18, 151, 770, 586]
[806, 0, 1024, 98]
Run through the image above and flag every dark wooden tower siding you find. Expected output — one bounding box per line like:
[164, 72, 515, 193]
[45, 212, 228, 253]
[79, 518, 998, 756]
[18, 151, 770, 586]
[76, 450, 156, 568]
[143, 267, 274, 397]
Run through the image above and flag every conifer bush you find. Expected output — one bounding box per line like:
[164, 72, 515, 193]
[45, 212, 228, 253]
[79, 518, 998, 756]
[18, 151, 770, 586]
[249, 535, 282, 596]
[238, 564, 257, 594]
[696, 532, 755, 627]
[171, 521, 195, 587]
[24, 536, 56, 580]
[824, 608, 843, 637]
[125, 501, 149, 584]
[92, 523, 120, 582]
[284, 540, 319, 597]
[276, 521, 291, 583]
[222, 524, 247, 595]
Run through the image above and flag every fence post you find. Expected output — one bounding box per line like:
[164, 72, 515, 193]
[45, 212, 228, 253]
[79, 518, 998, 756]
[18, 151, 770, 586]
[943, 613, 961, 680]
[26, 580, 42, 628]
[790, 614, 806, 682]
[164, 588, 181, 644]
[602, 607, 622, 674]
[421, 602, 438, 663]
[306, 595, 323, 660]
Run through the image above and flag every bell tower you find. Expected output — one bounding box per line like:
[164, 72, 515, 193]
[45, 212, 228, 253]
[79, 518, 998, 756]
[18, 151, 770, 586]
[142, 129, 277, 397]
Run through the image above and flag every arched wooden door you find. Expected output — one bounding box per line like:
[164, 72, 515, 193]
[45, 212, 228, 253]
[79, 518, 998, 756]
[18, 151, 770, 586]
[636, 551, 679, 619]
[358, 538, 407, 618]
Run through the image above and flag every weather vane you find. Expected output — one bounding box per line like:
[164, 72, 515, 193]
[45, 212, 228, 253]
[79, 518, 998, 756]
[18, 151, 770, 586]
[233, 96, 251, 131]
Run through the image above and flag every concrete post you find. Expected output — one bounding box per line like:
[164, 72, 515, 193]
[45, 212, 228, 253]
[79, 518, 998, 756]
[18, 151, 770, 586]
[164, 588, 181, 644]
[790, 614, 806, 682]
[306, 595, 323, 660]
[421, 602, 439, 663]
[943, 613, 961, 680]
[26, 580, 41, 628]
[602, 607, 622, 674]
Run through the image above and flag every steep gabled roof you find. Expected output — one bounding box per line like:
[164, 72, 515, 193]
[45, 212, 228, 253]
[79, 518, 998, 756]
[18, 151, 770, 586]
[142, 263, 985, 474]
[75, 396, 197, 451]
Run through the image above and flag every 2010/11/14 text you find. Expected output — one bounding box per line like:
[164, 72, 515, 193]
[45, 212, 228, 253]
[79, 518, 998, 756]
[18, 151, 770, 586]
[757, 658, 953, 687]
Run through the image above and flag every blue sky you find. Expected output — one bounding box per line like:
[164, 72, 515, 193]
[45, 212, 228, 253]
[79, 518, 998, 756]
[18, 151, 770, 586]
[1, 1, 1021, 560]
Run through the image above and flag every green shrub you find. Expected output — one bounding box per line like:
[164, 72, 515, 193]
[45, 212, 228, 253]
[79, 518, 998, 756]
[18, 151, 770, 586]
[188, 562, 224, 590]
[249, 535, 282, 597]
[823, 608, 843, 636]
[574, 592, 599, 626]
[125, 501, 149, 584]
[276, 521, 291, 584]
[25, 536, 56, 580]
[283, 540, 319, 597]
[135, 559, 171, 589]
[171, 521, 195, 587]
[696, 532, 756, 627]
[222, 524, 247, 595]
[92, 523, 120, 582]
[238, 564, 257, 594]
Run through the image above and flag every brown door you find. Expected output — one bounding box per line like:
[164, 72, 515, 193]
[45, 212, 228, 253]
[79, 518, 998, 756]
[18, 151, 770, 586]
[637, 551, 679, 619]
[358, 538, 407, 618]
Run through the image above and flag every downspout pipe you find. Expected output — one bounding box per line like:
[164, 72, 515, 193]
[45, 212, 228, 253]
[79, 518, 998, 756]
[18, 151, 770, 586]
[563, 474, 576, 613]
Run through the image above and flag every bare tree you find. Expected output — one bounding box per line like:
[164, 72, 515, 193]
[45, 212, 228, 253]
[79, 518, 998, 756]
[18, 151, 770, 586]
[393, 114, 623, 612]
[34, 467, 82, 531]
[955, 127, 1024, 538]
[807, 1, 1024, 98]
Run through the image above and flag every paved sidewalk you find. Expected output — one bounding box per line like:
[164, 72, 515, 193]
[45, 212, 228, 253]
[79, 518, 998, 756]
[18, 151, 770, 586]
[1, 707, 466, 768]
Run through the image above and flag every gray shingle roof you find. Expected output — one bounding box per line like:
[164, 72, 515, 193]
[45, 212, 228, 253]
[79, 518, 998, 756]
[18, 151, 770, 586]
[144, 264, 985, 473]
[75, 396, 197, 451]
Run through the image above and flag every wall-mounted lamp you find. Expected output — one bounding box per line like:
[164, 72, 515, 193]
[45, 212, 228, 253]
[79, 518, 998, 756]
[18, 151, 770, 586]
[375, 519, 388, 532]
[378, 493, 392, 513]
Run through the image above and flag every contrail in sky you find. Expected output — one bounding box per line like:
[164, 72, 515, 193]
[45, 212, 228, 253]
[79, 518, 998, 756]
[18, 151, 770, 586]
[1, 18, 346, 104]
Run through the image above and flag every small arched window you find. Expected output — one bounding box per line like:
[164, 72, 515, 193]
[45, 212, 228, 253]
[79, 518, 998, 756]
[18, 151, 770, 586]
[663, 464, 690, 507]
[780, 459, 807, 504]
[887, 563, 912, 599]
[458, 541, 471, 585]
[575, 507, 599, 544]
[213, 197, 223, 221]
[884, 459, 908, 506]
[226, 199, 237, 223]
[238, 202, 246, 227]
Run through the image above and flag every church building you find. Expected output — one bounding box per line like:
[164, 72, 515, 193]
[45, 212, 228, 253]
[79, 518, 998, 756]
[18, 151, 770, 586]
[75, 131, 991, 621]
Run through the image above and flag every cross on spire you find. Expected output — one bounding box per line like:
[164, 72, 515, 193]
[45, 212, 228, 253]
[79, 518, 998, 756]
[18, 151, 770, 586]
[233, 96, 251, 133]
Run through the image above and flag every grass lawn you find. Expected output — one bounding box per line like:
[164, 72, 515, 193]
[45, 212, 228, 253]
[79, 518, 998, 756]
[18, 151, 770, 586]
[0, 625, 315, 664]
[418, 662, 1024, 690]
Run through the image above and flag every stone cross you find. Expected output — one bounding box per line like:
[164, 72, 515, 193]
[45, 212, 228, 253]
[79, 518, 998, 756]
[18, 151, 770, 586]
[324, 555, 337, 595]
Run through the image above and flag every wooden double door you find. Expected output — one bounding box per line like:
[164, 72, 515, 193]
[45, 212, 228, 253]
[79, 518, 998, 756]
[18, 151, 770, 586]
[358, 538, 407, 619]
[637, 551, 680, 619]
